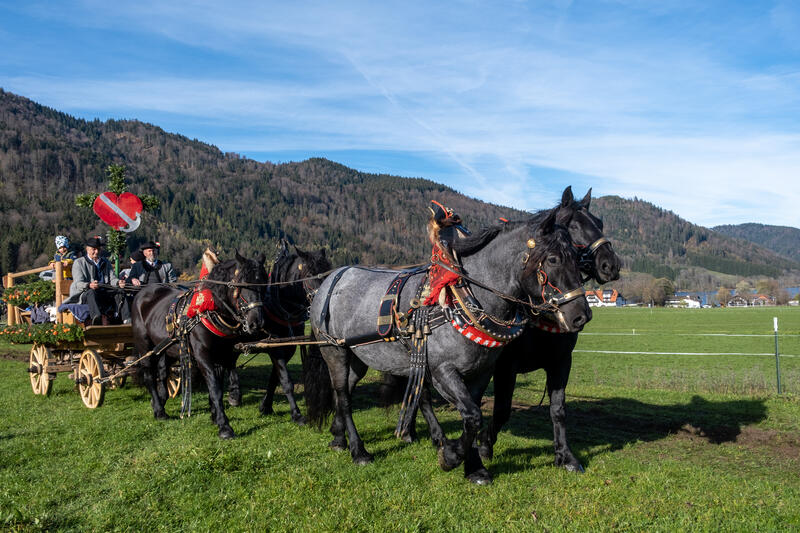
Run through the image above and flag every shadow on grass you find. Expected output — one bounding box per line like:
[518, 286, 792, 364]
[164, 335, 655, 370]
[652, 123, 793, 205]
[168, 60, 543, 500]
[490, 395, 768, 476]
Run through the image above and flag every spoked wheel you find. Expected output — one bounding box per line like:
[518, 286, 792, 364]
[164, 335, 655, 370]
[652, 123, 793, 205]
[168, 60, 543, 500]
[29, 344, 52, 396]
[167, 366, 181, 399]
[78, 349, 106, 409]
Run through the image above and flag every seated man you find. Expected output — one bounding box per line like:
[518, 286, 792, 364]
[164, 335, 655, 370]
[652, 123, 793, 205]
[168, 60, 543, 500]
[63, 235, 130, 325]
[127, 240, 177, 286]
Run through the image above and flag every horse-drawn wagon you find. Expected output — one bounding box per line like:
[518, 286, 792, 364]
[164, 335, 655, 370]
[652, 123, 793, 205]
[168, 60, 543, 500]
[4, 261, 180, 408]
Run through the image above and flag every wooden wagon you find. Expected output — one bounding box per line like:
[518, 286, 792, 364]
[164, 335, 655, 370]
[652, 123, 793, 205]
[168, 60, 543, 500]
[4, 262, 180, 408]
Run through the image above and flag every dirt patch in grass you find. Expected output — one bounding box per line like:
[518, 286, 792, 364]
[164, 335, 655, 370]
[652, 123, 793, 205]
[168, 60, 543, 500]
[676, 423, 800, 461]
[0, 350, 27, 362]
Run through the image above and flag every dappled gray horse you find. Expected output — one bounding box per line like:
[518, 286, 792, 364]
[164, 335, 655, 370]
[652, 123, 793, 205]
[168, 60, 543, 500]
[303, 210, 590, 484]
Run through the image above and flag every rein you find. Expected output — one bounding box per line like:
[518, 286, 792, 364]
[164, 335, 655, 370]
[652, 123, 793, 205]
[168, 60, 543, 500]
[431, 260, 582, 315]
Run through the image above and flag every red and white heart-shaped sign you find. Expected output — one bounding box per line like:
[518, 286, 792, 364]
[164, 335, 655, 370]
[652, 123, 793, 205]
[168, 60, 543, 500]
[93, 192, 143, 232]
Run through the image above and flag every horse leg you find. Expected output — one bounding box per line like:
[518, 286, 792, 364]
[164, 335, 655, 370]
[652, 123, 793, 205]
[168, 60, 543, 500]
[320, 345, 372, 464]
[547, 355, 583, 472]
[259, 358, 279, 415]
[227, 367, 242, 407]
[417, 384, 445, 447]
[478, 356, 517, 460]
[156, 354, 170, 406]
[141, 355, 168, 419]
[273, 352, 306, 425]
[430, 364, 491, 484]
[195, 355, 235, 439]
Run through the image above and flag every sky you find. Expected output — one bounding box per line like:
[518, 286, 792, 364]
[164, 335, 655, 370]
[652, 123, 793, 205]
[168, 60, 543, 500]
[1, 1, 799, 228]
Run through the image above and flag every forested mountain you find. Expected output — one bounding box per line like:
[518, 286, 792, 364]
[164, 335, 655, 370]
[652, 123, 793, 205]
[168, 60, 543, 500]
[712, 223, 800, 263]
[589, 197, 800, 288]
[1, 89, 799, 292]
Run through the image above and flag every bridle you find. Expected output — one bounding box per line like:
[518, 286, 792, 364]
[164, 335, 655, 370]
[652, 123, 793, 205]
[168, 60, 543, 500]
[264, 256, 323, 329]
[574, 236, 612, 283]
[211, 269, 265, 335]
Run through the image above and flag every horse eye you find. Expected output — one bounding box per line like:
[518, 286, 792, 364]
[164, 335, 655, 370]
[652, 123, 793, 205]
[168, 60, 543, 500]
[547, 255, 560, 265]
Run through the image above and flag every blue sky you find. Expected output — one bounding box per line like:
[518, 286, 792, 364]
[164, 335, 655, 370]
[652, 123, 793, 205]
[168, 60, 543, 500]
[1, 1, 799, 228]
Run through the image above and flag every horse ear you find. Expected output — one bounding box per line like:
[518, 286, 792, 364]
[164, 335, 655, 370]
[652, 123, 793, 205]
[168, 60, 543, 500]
[561, 186, 574, 207]
[256, 252, 266, 266]
[541, 210, 557, 234]
[235, 249, 246, 263]
[580, 188, 592, 209]
[294, 246, 309, 261]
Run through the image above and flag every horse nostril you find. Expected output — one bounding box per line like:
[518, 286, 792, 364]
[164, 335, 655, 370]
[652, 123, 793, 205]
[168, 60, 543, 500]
[573, 314, 586, 328]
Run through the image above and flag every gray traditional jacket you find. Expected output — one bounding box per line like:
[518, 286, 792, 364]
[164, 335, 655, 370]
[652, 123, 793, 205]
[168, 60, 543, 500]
[127, 260, 177, 285]
[64, 256, 120, 304]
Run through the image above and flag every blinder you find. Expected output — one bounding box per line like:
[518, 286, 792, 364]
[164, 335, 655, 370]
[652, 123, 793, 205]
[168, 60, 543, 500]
[576, 237, 611, 281]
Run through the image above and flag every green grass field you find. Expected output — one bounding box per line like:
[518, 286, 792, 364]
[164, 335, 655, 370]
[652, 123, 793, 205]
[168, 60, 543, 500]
[1, 307, 799, 531]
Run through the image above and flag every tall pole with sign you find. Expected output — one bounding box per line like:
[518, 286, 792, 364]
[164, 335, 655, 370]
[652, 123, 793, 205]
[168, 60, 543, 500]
[76, 165, 159, 275]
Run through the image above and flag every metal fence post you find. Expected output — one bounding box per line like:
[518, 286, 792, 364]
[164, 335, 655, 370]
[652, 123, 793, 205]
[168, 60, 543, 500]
[774, 317, 782, 395]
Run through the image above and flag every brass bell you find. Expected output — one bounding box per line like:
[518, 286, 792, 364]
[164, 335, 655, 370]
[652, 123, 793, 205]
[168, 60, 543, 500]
[526, 238, 536, 249]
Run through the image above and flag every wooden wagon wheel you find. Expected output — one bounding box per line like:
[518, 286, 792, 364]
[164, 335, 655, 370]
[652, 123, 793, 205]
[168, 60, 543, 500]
[78, 349, 106, 409]
[167, 366, 181, 399]
[29, 344, 52, 396]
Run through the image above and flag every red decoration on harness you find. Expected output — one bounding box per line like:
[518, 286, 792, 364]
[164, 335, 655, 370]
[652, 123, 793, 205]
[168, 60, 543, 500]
[423, 245, 460, 306]
[186, 289, 215, 318]
[450, 320, 507, 348]
[200, 315, 229, 337]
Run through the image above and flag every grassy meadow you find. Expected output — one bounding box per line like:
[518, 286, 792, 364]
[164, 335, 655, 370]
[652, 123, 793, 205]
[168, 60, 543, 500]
[1, 307, 799, 531]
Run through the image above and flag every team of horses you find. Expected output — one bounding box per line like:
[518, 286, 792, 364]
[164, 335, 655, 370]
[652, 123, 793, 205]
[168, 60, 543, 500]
[130, 186, 621, 484]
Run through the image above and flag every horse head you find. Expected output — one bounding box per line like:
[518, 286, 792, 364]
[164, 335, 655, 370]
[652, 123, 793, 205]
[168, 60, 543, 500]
[556, 186, 621, 284]
[229, 250, 267, 335]
[265, 243, 332, 327]
[293, 245, 331, 299]
[521, 210, 591, 332]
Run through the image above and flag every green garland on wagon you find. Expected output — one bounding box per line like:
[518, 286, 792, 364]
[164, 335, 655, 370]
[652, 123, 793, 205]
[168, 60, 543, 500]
[1, 280, 56, 307]
[0, 323, 84, 344]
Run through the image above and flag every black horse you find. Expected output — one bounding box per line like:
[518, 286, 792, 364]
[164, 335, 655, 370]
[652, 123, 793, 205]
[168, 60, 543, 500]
[304, 210, 590, 484]
[227, 241, 331, 425]
[394, 186, 621, 472]
[131, 251, 267, 439]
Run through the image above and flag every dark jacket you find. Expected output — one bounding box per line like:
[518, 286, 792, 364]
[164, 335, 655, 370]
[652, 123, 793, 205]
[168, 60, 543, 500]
[127, 260, 177, 285]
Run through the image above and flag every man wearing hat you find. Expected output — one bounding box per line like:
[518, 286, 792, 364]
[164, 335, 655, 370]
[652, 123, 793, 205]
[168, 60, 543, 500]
[127, 241, 177, 286]
[64, 235, 130, 325]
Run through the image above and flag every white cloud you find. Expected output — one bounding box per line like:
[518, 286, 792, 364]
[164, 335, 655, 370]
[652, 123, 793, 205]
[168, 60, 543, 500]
[3, 0, 800, 227]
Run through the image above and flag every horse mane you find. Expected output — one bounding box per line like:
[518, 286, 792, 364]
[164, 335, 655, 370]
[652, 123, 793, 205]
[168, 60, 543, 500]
[451, 203, 564, 258]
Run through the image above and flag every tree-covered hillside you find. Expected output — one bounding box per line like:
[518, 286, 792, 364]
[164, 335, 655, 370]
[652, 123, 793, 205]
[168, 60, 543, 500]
[712, 223, 800, 263]
[1, 89, 799, 291]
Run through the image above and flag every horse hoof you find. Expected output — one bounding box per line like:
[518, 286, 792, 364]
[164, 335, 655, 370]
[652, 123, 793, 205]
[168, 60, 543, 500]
[466, 468, 493, 486]
[437, 446, 459, 472]
[478, 443, 494, 461]
[154, 411, 169, 420]
[259, 404, 274, 416]
[293, 415, 307, 427]
[228, 396, 241, 407]
[218, 427, 236, 440]
[564, 463, 585, 473]
[399, 432, 416, 444]
[353, 453, 374, 465]
[329, 439, 347, 452]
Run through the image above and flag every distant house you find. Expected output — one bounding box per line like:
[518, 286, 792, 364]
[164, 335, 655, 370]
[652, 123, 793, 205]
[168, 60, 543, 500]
[726, 294, 775, 307]
[666, 295, 701, 308]
[750, 294, 774, 306]
[585, 289, 619, 307]
[727, 295, 749, 307]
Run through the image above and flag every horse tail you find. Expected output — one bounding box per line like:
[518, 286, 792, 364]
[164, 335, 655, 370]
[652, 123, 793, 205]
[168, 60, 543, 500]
[301, 343, 334, 428]
[379, 372, 408, 408]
